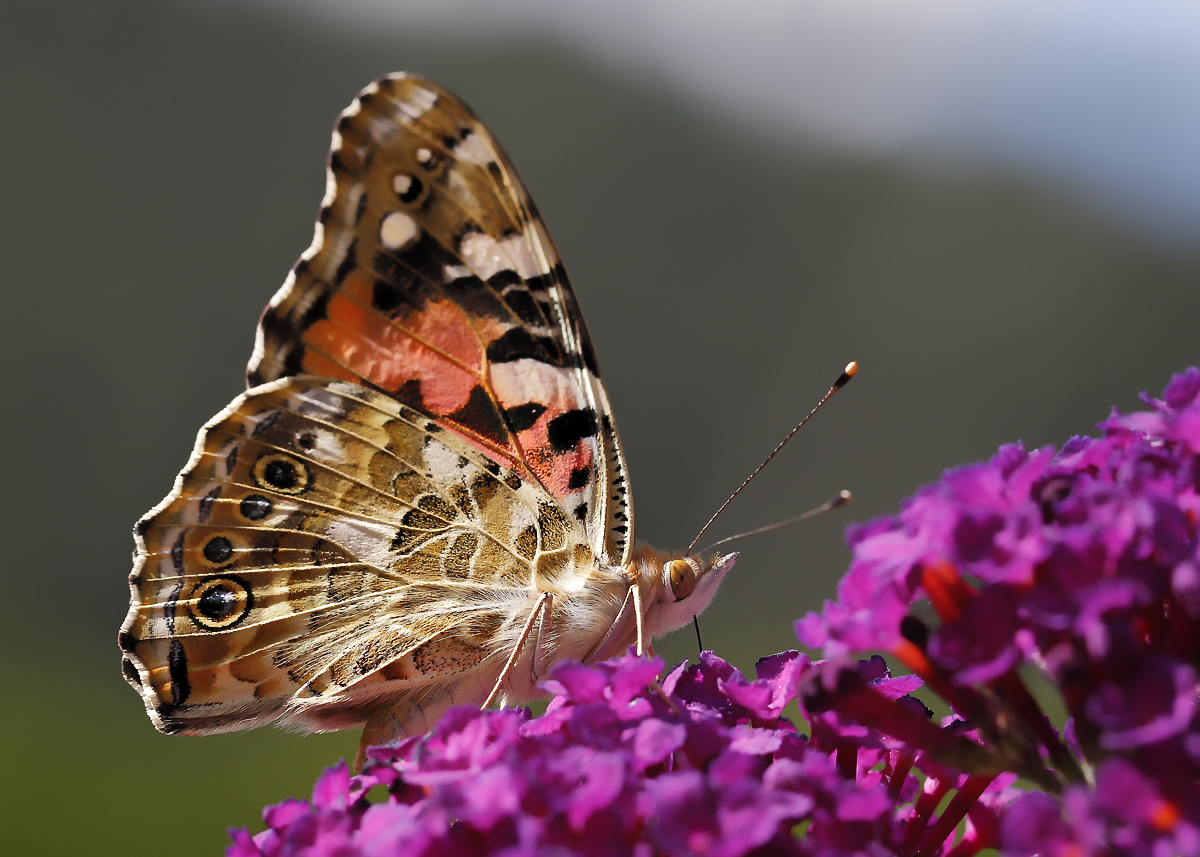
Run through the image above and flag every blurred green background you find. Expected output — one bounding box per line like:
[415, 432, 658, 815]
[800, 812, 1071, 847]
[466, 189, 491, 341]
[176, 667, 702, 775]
[5, 1, 1200, 853]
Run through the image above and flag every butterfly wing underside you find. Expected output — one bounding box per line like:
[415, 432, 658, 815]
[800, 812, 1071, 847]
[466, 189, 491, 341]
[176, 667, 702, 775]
[120, 74, 634, 738]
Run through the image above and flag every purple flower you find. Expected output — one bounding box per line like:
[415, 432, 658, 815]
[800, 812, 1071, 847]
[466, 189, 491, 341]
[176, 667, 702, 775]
[229, 650, 1008, 856]
[800, 367, 1200, 854]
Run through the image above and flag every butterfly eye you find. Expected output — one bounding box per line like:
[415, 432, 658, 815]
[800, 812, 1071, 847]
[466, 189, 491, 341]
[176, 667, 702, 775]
[667, 559, 697, 601]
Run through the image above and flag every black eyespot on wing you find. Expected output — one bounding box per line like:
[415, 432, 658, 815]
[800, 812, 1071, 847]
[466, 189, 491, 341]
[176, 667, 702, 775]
[188, 575, 254, 630]
[198, 586, 237, 621]
[240, 494, 273, 521]
[202, 536, 234, 565]
[567, 467, 590, 490]
[253, 454, 311, 494]
[265, 460, 299, 488]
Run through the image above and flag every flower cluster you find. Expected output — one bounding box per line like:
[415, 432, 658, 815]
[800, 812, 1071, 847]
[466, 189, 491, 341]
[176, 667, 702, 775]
[229, 650, 1007, 856]
[229, 368, 1200, 856]
[800, 367, 1200, 854]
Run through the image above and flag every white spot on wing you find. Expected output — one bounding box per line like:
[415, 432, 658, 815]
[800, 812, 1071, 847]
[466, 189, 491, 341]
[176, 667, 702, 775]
[423, 439, 465, 484]
[416, 148, 435, 168]
[297, 430, 346, 465]
[393, 173, 413, 195]
[499, 233, 545, 279]
[407, 87, 438, 116]
[519, 222, 556, 276]
[380, 211, 419, 250]
[459, 231, 511, 280]
[456, 129, 497, 166]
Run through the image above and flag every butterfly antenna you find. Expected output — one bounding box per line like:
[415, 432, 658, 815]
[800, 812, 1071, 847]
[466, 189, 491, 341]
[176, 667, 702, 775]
[699, 490, 852, 553]
[685, 361, 857, 556]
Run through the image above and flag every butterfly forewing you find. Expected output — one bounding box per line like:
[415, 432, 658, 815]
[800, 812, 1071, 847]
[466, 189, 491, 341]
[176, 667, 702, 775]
[247, 73, 632, 566]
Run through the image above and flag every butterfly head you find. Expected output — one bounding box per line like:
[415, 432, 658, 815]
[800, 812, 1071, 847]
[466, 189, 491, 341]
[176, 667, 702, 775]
[639, 550, 738, 639]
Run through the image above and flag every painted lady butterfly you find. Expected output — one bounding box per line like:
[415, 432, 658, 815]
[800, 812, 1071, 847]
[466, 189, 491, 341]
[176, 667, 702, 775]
[119, 73, 738, 765]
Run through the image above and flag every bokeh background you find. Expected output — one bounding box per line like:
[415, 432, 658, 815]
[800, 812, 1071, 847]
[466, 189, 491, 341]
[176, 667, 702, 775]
[5, 1, 1200, 853]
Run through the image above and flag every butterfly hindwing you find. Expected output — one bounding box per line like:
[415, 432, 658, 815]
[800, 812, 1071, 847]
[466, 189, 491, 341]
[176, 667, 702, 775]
[248, 73, 632, 566]
[120, 376, 597, 735]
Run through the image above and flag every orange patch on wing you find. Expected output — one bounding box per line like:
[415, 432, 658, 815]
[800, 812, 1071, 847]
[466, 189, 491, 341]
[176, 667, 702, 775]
[301, 287, 530, 472]
[405, 299, 502, 373]
[304, 295, 478, 415]
[536, 441, 594, 500]
[339, 272, 496, 373]
[293, 349, 359, 385]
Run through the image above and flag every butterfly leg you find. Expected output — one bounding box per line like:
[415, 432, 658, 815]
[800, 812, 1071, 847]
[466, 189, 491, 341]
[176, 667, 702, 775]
[531, 591, 555, 682]
[632, 581, 645, 656]
[582, 582, 636, 664]
[623, 584, 678, 712]
[481, 590, 552, 710]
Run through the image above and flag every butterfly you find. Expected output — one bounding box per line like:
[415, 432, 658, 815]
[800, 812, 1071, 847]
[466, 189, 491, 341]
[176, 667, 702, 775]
[119, 73, 738, 765]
